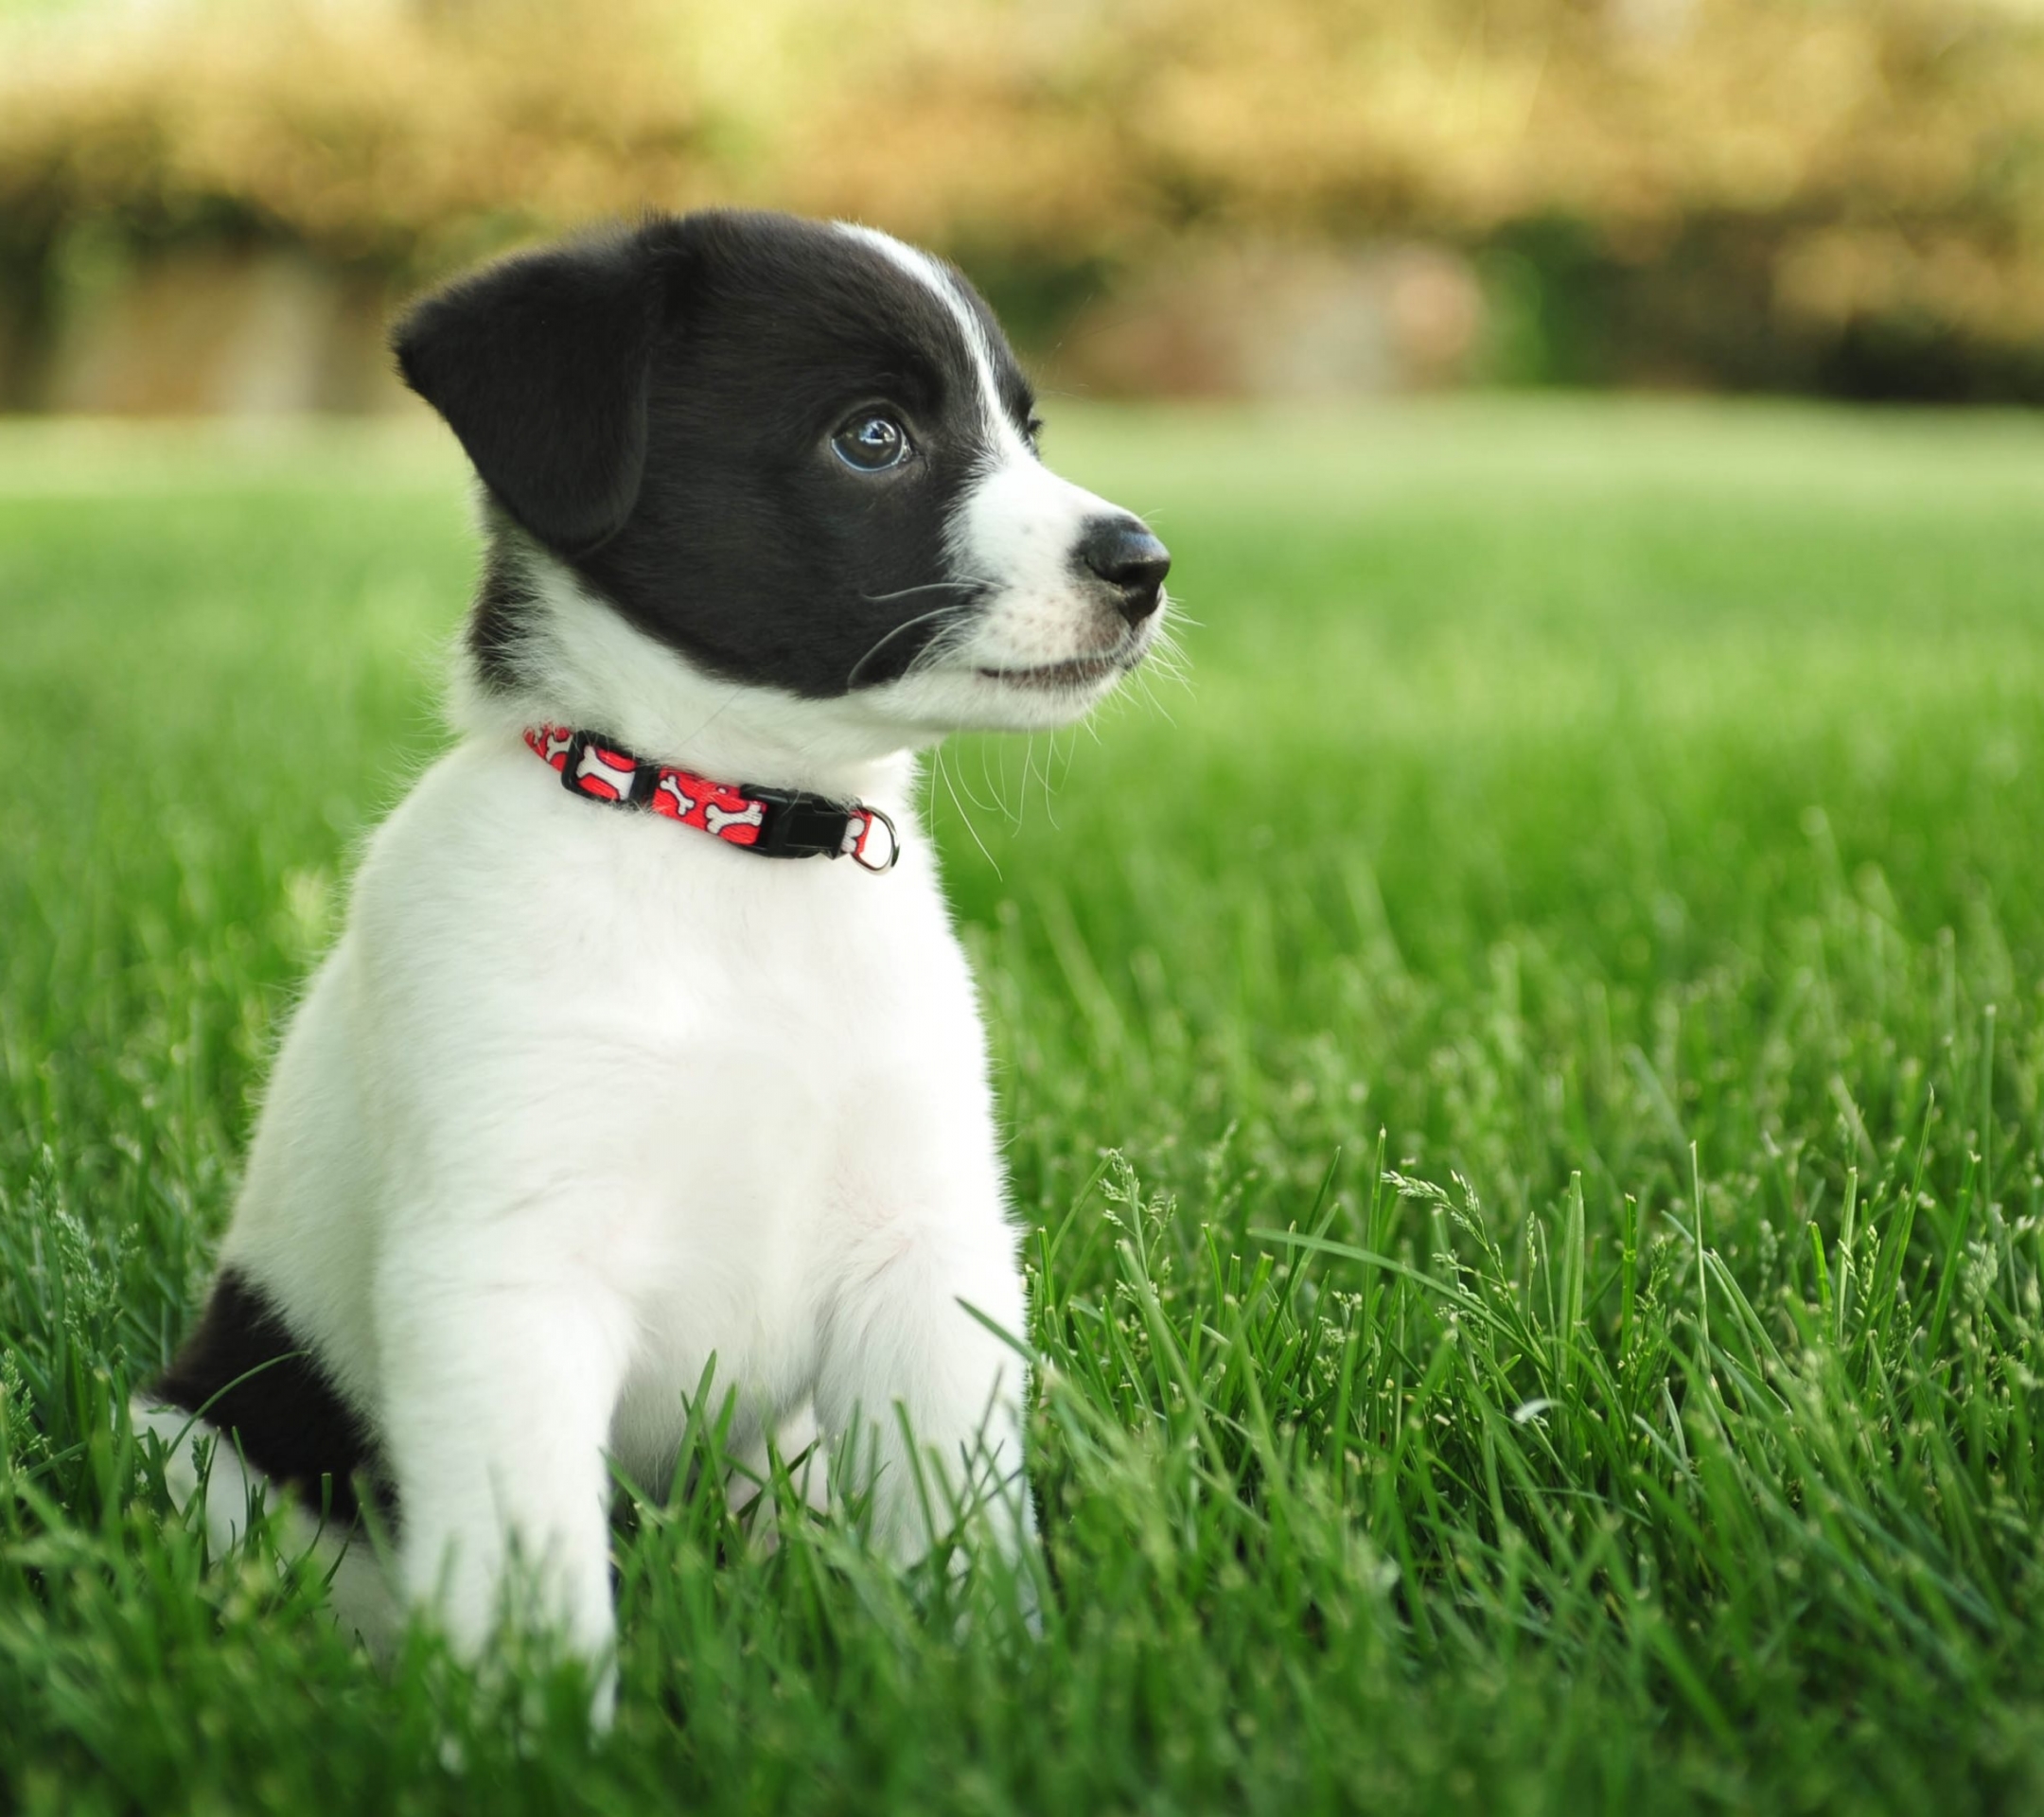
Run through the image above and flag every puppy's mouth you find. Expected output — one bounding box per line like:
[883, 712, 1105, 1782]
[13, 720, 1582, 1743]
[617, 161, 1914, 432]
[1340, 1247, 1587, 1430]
[973, 634, 1152, 692]
[975, 654, 1123, 689]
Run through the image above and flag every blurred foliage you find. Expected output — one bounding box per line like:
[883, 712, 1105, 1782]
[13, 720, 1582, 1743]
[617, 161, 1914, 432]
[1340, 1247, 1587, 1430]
[2, 0, 2043, 395]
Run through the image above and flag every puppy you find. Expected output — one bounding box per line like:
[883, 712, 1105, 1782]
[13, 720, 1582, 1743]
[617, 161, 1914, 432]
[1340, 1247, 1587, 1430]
[132, 209, 1170, 1716]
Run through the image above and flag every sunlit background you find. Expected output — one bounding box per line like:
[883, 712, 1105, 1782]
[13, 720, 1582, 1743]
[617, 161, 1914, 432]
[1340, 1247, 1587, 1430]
[3, 0, 2043, 413]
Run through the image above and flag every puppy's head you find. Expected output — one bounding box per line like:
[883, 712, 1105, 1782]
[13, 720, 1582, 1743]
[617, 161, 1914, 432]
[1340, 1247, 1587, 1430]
[395, 210, 1169, 742]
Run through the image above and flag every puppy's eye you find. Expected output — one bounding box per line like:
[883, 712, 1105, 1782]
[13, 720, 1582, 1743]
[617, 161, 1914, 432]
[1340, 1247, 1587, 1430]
[832, 413, 912, 472]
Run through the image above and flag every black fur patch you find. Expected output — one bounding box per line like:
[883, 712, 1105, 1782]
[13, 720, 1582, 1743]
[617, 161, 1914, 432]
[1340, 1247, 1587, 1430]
[153, 1267, 383, 1526]
[395, 209, 1039, 700]
[395, 222, 660, 554]
[468, 529, 541, 695]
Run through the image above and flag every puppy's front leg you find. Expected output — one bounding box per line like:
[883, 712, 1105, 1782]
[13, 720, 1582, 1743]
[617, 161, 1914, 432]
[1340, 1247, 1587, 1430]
[376, 1246, 631, 1718]
[816, 1228, 1035, 1572]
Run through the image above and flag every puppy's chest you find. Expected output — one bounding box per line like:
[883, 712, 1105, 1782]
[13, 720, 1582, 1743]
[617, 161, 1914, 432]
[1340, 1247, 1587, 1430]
[533, 838, 992, 1243]
[586, 843, 978, 1087]
[539, 852, 994, 1431]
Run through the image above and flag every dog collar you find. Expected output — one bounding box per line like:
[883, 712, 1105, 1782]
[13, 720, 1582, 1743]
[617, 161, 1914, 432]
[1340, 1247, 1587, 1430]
[524, 724, 901, 872]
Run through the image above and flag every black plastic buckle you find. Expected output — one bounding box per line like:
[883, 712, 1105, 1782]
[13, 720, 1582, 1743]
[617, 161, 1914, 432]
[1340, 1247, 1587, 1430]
[746, 785, 855, 860]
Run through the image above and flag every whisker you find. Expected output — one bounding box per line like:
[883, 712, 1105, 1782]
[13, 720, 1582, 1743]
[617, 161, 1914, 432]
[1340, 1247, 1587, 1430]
[933, 745, 1001, 878]
[950, 737, 1005, 817]
[858, 579, 993, 606]
[673, 679, 748, 756]
[904, 614, 978, 682]
[1144, 641, 1193, 692]
[846, 603, 972, 690]
[978, 739, 1024, 828]
[1131, 666, 1180, 728]
[977, 741, 1000, 821]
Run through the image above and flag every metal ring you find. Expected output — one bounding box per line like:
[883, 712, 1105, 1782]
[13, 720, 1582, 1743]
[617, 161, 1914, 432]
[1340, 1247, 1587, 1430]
[849, 805, 902, 873]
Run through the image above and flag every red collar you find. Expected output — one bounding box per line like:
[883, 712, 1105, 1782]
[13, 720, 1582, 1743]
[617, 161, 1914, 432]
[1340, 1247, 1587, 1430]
[525, 725, 900, 872]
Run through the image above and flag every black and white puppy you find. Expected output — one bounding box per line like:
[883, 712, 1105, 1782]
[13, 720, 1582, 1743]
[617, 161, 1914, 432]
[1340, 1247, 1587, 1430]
[133, 209, 1169, 1718]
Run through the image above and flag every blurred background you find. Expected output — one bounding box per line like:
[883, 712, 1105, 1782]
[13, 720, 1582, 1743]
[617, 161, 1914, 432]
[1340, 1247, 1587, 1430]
[3, 0, 2043, 415]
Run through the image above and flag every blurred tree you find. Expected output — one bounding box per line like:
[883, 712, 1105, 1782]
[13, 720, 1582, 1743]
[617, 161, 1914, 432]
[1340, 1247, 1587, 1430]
[1, 0, 2040, 403]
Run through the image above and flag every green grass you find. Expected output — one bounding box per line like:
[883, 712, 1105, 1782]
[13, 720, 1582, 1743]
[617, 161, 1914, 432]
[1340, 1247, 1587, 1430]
[7, 399, 2044, 1812]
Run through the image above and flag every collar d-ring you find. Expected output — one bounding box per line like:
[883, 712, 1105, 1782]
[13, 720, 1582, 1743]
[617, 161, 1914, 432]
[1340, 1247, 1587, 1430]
[848, 804, 902, 872]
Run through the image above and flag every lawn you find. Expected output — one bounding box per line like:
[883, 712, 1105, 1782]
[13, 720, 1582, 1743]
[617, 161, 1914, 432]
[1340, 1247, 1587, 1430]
[6, 399, 2044, 1813]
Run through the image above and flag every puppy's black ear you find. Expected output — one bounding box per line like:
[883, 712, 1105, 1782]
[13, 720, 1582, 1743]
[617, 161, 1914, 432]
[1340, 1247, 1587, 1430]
[393, 227, 664, 552]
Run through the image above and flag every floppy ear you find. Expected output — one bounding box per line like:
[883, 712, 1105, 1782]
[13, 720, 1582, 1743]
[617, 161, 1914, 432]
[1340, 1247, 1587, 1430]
[393, 227, 663, 553]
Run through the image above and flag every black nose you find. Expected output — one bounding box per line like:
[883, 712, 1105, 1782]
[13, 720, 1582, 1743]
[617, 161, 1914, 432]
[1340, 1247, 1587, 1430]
[1078, 517, 1172, 626]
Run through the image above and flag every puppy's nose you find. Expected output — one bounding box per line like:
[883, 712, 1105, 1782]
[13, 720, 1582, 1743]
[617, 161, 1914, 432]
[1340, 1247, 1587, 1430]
[1079, 516, 1172, 626]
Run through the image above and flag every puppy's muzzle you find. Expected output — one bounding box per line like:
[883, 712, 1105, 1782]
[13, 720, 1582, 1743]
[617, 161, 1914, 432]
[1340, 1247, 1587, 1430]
[1078, 516, 1172, 627]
